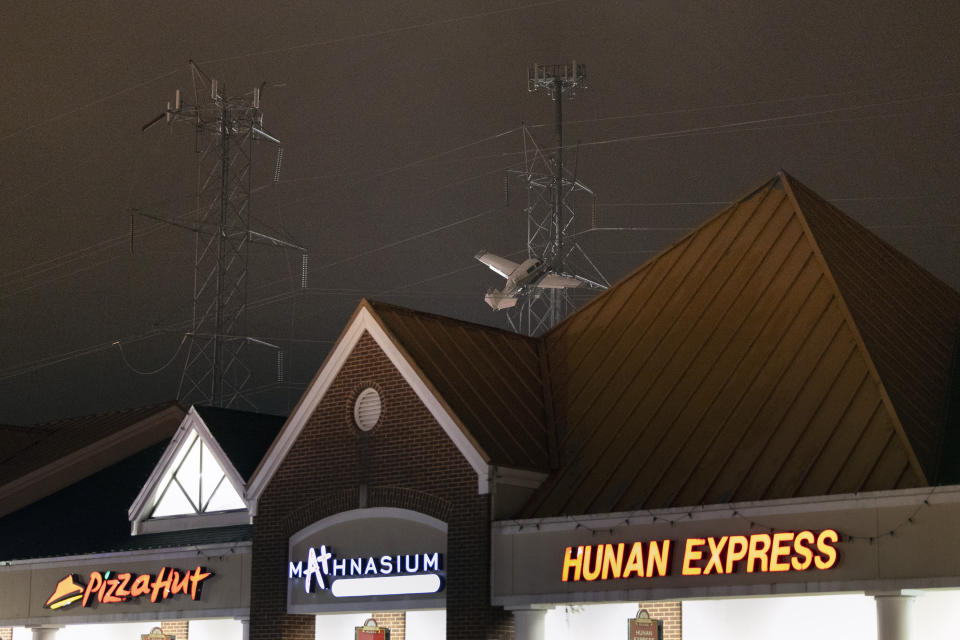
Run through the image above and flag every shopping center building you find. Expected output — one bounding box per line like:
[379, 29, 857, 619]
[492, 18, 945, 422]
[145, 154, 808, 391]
[1, 173, 958, 640]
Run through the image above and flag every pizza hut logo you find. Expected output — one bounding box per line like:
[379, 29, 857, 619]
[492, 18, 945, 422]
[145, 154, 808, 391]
[43, 566, 212, 610]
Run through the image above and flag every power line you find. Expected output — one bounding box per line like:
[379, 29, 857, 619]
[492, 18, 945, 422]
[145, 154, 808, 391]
[573, 90, 960, 150]
[199, 0, 569, 66]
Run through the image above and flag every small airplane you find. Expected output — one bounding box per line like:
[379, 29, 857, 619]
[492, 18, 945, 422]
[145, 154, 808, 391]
[475, 251, 584, 310]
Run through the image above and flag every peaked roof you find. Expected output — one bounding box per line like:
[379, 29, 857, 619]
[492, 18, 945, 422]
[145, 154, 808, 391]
[248, 173, 957, 518]
[0, 403, 185, 519]
[0, 403, 182, 486]
[785, 176, 960, 481]
[369, 300, 551, 471]
[0, 438, 250, 561]
[520, 172, 959, 517]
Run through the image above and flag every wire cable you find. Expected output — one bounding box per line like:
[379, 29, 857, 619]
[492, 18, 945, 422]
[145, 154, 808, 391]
[199, 0, 568, 66]
[115, 334, 189, 375]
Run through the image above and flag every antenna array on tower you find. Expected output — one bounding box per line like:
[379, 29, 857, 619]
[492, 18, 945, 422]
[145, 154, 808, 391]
[140, 62, 307, 409]
[476, 62, 607, 336]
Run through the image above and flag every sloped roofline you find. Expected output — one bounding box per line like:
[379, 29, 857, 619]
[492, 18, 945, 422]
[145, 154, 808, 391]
[246, 300, 492, 506]
[779, 171, 928, 484]
[127, 406, 251, 533]
[545, 176, 781, 339]
[0, 403, 184, 520]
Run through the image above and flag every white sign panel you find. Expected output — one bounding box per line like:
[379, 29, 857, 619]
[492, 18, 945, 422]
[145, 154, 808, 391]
[287, 508, 447, 613]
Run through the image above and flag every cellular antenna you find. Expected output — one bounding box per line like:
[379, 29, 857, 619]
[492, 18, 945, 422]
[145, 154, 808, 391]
[139, 62, 307, 409]
[476, 62, 608, 336]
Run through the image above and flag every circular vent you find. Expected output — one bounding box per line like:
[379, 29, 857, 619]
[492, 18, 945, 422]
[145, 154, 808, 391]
[353, 387, 382, 431]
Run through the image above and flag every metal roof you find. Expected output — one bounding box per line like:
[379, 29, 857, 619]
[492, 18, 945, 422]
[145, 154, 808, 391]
[786, 176, 960, 482]
[0, 436, 251, 561]
[0, 424, 54, 463]
[519, 173, 957, 517]
[369, 300, 551, 471]
[0, 403, 184, 487]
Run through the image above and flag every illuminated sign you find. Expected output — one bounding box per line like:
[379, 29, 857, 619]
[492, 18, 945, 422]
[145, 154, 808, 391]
[43, 566, 213, 610]
[356, 617, 390, 640]
[289, 545, 443, 598]
[561, 529, 839, 582]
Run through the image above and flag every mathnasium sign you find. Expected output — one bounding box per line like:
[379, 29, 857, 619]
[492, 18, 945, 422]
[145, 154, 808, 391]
[289, 545, 443, 598]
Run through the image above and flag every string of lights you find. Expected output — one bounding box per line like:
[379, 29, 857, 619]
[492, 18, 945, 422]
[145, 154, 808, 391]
[511, 487, 940, 546]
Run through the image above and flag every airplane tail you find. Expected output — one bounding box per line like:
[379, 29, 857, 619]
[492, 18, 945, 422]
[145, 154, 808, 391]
[484, 288, 518, 311]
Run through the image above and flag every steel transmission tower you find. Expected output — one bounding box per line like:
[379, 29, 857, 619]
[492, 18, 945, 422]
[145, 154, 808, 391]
[142, 62, 305, 409]
[504, 62, 608, 335]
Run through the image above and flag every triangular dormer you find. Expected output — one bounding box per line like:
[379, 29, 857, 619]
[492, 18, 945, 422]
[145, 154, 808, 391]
[128, 406, 250, 534]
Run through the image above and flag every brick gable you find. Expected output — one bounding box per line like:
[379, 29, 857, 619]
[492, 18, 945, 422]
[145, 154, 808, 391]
[251, 331, 512, 640]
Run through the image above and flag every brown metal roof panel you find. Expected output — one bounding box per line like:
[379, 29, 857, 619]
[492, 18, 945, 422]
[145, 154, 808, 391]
[545, 263, 654, 394]
[785, 174, 960, 481]
[726, 305, 855, 503]
[529, 184, 784, 516]
[521, 174, 952, 517]
[384, 310, 530, 466]
[0, 403, 181, 486]
[862, 435, 914, 492]
[551, 241, 693, 447]
[575, 194, 797, 513]
[370, 301, 549, 470]
[0, 425, 53, 463]
[530, 205, 756, 515]
[792, 372, 877, 497]
[614, 227, 814, 511]
[647, 267, 830, 509]
[826, 405, 896, 494]
[758, 336, 868, 500]
[452, 325, 546, 430]
[638, 237, 817, 510]
[895, 463, 924, 490]
[695, 287, 844, 506]
[559, 185, 771, 454]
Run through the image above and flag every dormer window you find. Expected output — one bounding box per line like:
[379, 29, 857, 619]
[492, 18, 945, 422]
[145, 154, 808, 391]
[129, 407, 264, 535]
[151, 429, 245, 517]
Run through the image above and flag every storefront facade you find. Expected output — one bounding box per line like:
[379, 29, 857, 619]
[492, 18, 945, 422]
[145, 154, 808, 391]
[2, 172, 958, 640]
[0, 542, 250, 637]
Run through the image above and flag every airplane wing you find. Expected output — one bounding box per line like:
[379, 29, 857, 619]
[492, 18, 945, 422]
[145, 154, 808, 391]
[474, 251, 520, 279]
[536, 273, 583, 289]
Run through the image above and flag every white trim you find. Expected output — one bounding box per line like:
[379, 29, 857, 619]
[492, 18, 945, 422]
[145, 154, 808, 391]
[1, 607, 251, 628]
[128, 407, 251, 533]
[0, 541, 251, 571]
[0, 405, 184, 519]
[247, 304, 491, 504]
[492, 577, 960, 609]
[138, 510, 252, 534]
[495, 466, 548, 489]
[493, 484, 960, 534]
[288, 596, 446, 614]
[289, 507, 447, 546]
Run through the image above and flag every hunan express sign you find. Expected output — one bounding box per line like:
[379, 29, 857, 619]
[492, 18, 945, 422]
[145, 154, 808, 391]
[562, 529, 839, 582]
[43, 566, 213, 610]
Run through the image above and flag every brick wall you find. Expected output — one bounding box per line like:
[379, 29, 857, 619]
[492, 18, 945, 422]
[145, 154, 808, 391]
[251, 331, 513, 640]
[0, 627, 10, 640]
[637, 601, 682, 640]
[161, 619, 190, 639]
[372, 611, 405, 640]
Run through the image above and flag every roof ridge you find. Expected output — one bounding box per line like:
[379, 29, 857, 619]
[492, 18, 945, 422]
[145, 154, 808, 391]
[779, 172, 931, 484]
[26, 401, 180, 429]
[366, 298, 539, 342]
[545, 175, 783, 339]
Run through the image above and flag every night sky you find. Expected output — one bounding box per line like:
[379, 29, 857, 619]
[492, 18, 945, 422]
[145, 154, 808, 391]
[2, 1, 958, 424]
